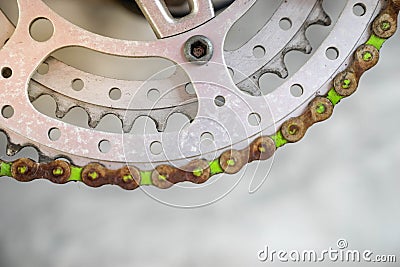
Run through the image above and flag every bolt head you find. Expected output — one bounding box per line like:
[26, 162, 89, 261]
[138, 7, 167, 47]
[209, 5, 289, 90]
[184, 35, 213, 65]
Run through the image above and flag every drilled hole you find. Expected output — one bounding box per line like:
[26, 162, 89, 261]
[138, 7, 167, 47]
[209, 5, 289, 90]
[1, 105, 14, 119]
[279, 18, 292, 30]
[1, 67, 12, 79]
[199, 132, 216, 156]
[48, 127, 61, 141]
[326, 47, 339, 60]
[150, 141, 163, 155]
[253, 45, 266, 58]
[99, 140, 111, 153]
[185, 83, 196, 95]
[29, 18, 54, 42]
[109, 87, 122, 100]
[290, 84, 303, 97]
[147, 88, 160, 102]
[200, 132, 214, 142]
[248, 113, 261, 126]
[214, 96, 226, 107]
[353, 3, 366, 16]
[71, 78, 84, 91]
[37, 63, 49, 75]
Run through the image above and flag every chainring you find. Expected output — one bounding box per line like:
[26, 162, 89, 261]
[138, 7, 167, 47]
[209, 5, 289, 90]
[0, 0, 398, 190]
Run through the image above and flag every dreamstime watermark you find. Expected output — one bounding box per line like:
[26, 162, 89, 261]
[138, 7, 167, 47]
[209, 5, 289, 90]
[258, 239, 397, 263]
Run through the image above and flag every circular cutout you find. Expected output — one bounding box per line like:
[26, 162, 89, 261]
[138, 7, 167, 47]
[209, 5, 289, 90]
[199, 132, 216, 157]
[109, 87, 122, 100]
[290, 84, 304, 97]
[353, 3, 366, 16]
[71, 78, 84, 91]
[37, 63, 49, 75]
[228, 67, 234, 78]
[253, 46, 266, 58]
[326, 47, 339, 60]
[248, 113, 261, 126]
[150, 141, 163, 155]
[1, 67, 12, 79]
[185, 83, 196, 95]
[48, 127, 61, 141]
[56, 157, 71, 164]
[99, 140, 111, 153]
[1, 105, 14, 119]
[200, 132, 214, 142]
[279, 18, 292, 31]
[147, 88, 160, 102]
[29, 18, 54, 42]
[214, 96, 226, 107]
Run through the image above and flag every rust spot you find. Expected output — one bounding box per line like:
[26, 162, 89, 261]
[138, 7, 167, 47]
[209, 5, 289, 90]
[151, 165, 176, 189]
[334, 71, 358, 97]
[11, 158, 38, 182]
[42, 160, 71, 184]
[354, 44, 380, 71]
[281, 118, 306, 143]
[220, 149, 247, 174]
[249, 136, 276, 162]
[182, 159, 210, 184]
[310, 97, 334, 123]
[114, 166, 140, 190]
[393, 0, 400, 9]
[82, 163, 108, 188]
[373, 12, 397, 38]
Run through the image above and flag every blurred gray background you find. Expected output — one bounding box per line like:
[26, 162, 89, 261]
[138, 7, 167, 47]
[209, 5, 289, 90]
[0, 1, 399, 266]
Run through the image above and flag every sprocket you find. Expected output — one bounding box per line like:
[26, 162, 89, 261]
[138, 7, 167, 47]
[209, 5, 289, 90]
[0, 0, 398, 191]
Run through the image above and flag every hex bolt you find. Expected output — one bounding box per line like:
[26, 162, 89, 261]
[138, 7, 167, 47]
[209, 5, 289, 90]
[192, 44, 206, 58]
[184, 35, 214, 65]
